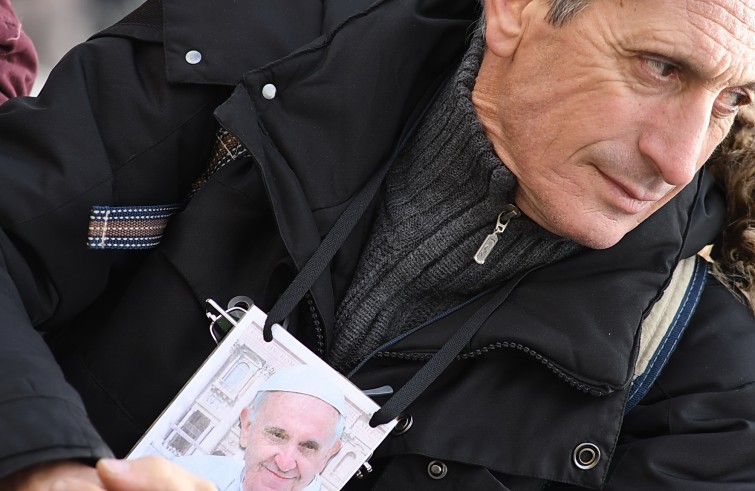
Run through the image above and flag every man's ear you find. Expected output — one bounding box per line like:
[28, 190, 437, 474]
[328, 439, 343, 458]
[483, 0, 536, 57]
[317, 439, 343, 474]
[239, 407, 251, 449]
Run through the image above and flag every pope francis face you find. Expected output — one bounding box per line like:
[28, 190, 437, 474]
[239, 391, 343, 491]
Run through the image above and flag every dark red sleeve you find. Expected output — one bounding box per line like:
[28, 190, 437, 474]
[0, 0, 37, 102]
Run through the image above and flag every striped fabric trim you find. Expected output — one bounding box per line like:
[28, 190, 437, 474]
[86, 204, 182, 250]
[188, 127, 249, 198]
[87, 128, 248, 251]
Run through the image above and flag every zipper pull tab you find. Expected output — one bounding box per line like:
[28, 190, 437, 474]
[473, 204, 520, 265]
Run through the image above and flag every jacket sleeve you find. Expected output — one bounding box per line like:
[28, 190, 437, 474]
[0, 29, 224, 477]
[603, 276, 755, 489]
[0, 0, 37, 102]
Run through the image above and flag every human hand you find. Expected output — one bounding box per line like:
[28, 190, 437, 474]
[0, 456, 217, 491]
[90, 456, 218, 491]
[0, 459, 103, 490]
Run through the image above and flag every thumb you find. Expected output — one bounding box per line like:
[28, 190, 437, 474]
[96, 457, 218, 491]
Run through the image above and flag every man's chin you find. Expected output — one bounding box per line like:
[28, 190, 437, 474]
[518, 199, 640, 250]
[542, 215, 631, 250]
[569, 228, 627, 250]
[564, 198, 667, 249]
[246, 469, 298, 491]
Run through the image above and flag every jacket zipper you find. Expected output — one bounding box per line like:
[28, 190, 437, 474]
[305, 291, 326, 356]
[345, 289, 494, 378]
[374, 344, 609, 396]
[346, 284, 610, 396]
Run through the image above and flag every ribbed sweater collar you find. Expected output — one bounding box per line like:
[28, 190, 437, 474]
[329, 33, 583, 371]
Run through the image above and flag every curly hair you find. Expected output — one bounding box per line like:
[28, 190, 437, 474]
[706, 105, 755, 312]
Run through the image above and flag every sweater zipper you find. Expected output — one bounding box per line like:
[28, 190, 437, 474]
[473, 204, 520, 264]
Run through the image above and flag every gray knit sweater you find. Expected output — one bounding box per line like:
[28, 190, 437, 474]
[329, 34, 583, 372]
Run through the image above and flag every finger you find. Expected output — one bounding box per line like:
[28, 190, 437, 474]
[50, 476, 107, 491]
[0, 459, 103, 491]
[96, 457, 218, 491]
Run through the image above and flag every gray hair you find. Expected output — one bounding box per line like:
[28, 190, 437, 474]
[546, 0, 592, 25]
[476, 0, 592, 30]
[249, 390, 346, 447]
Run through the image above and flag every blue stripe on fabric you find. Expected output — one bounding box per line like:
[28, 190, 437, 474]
[624, 255, 708, 414]
[86, 204, 182, 250]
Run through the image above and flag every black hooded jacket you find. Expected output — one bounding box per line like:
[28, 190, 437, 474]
[0, 0, 753, 489]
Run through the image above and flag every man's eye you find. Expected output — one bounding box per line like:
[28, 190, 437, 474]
[714, 89, 753, 116]
[266, 429, 287, 442]
[722, 90, 752, 108]
[300, 442, 319, 453]
[643, 57, 677, 78]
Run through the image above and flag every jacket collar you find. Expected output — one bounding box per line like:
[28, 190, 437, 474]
[386, 169, 724, 393]
[213, 0, 480, 346]
[160, 0, 382, 86]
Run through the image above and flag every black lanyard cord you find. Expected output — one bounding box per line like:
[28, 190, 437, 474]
[368, 270, 529, 426]
[263, 157, 390, 342]
[263, 69, 455, 342]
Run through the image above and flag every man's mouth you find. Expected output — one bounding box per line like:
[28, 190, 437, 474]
[263, 464, 297, 482]
[596, 168, 665, 213]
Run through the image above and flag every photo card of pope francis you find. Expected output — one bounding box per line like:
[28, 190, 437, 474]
[128, 304, 397, 491]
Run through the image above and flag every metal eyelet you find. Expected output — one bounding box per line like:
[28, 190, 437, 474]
[573, 443, 601, 470]
[427, 460, 448, 479]
[227, 295, 254, 311]
[391, 413, 413, 435]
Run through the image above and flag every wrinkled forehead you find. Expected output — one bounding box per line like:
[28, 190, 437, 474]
[686, 0, 755, 72]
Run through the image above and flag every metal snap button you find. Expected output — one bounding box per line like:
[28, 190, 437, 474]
[427, 460, 448, 479]
[391, 413, 413, 435]
[573, 443, 601, 470]
[261, 83, 277, 100]
[184, 50, 202, 65]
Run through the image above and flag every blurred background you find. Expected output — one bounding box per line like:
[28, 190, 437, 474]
[13, 0, 143, 94]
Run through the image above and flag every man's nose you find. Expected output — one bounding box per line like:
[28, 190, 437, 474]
[637, 94, 711, 187]
[273, 445, 298, 472]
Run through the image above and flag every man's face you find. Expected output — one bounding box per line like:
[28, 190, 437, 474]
[474, 0, 755, 248]
[239, 391, 342, 491]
